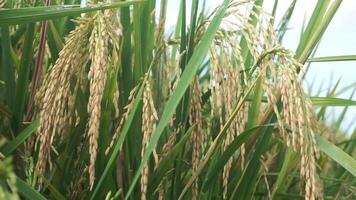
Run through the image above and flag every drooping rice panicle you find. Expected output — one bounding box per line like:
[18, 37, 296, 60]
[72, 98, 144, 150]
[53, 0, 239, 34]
[87, 12, 110, 189]
[141, 78, 158, 200]
[36, 17, 92, 178]
[189, 77, 204, 200]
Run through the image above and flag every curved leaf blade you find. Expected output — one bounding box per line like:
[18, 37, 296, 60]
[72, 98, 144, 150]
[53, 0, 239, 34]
[1, 119, 39, 156]
[307, 55, 356, 62]
[16, 177, 47, 200]
[0, 1, 145, 26]
[311, 96, 356, 106]
[316, 135, 356, 177]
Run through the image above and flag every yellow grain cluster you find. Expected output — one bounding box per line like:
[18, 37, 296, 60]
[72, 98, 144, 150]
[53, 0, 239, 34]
[207, 2, 320, 198]
[261, 52, 320, 200]
[188, 77, 204, 200]
[36, 17, 92, 177]
[141, 79, 158, 200]
[87, 12, 110, 189]
[36, 11, 120, 190]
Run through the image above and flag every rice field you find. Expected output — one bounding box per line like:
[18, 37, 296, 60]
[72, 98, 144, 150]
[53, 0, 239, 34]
[0, 0, 355, 199]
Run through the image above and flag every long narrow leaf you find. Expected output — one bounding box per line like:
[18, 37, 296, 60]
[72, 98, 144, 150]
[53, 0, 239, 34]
[311, 96, 356, 106]
[307, 55, 356, 62]
[0, 1, 145, 25]
[202, 125, 272, 191]
[148, 126, 194, 194]
[1, 119, 39, 156]
[316, 135, 356, 177]
[16, 176, 47, 200]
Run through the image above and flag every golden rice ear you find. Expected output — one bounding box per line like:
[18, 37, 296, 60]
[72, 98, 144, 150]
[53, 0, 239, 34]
[105, 86, 138, 155]
[36, 11, 122, 190]
[260, 50, 320, 200]
[189, 77, 204, 200]
[141, 78, 158, 200]
[35, 16, 93, 181]
[87, 12, 110, 190]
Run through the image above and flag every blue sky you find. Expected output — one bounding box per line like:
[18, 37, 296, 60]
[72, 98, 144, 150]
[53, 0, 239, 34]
[163, 0, 356, 134]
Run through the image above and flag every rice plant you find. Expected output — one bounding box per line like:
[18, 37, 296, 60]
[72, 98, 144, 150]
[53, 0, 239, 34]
[0, 0, 355, 199]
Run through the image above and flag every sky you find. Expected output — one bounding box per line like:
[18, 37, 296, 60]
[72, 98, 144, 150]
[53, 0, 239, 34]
[163, 0, 356, 135]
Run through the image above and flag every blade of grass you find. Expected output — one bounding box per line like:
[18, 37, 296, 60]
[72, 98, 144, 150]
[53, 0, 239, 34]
[269, 0, 279, 25]
[147, 126, 194, 195]
[12, 23, 35, 132]
[277, 0, 296, 42]
[42, 176, 66, 200]
[170, 0, 183, 66]
[132, 4, 143, 84]
[230, 111, 277, 200]
[16, 176, 47, 200]
[246, 78, 263, 129]
[295, 0, 330, 59]
[333, 90, 355, 130]
[311, 96, 356, 106]
[119, 1, 133, 105]
[307, 55, 356, 62]
[0, 26, 16, 113]
[0, 1, 145, 25]
[297, 0, 342, 63]
[270, 147, 297, 199]
[335, 82, 356, 96]
[1, 119, 39, 156]
[316, 135, 356, 177]
[201, 125, 272, 192]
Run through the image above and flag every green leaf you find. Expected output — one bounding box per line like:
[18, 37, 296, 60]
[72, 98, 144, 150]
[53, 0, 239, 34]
[132, 4, 143, 85]
[246, 78, 263, 129]
[42, 176, 66, 200]
[16, 176, 48, 200]
[307, 55, 356, 62]
[148, 126, 193, 195]
[270, 147, 296, 199]
[125, 0, 232, 199]
[295, 0, 330, 60]
[0, 26, 16, 112]
[277, 0, 296, 42]
[317, 135, 356, 177]
[13, 23, 35, 132]
[202, 125, 271, 192]
[296, 0, 342, 63]
[1, 119, 39, 156]
[230, 112, 276, 200]
[311, 96, 356, 106]
[0, 1, 145, 26]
